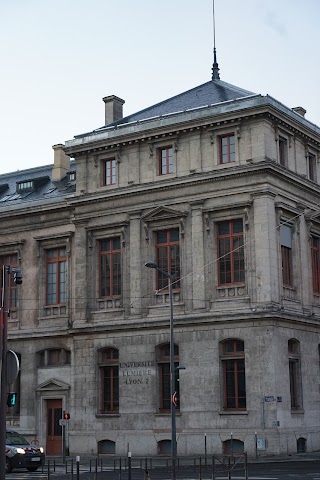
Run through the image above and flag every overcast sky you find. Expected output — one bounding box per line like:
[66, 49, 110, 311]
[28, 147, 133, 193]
[1, 0, 319, 175]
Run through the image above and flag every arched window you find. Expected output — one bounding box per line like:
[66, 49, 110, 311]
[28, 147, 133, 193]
[223, 439, 244, 454]
[158, 439, 171, 455]
[156, 343, 180, 412]
[297, 437, 306, 453]
[220, 339, 246, 410]
[288, 339, 302, 410]
[98, 348, 119, 414]
[98, 439, 115, 454]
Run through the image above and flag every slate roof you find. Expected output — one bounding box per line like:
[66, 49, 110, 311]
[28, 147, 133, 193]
[95, 79, 255, 132]
[0, 78, 254, 208]
[0, 162, 76, 209]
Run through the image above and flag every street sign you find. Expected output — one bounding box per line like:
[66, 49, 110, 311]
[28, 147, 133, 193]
[172, 391, 178, 407]
[6, 350, 19, 385]
[59, 419, 67, 426]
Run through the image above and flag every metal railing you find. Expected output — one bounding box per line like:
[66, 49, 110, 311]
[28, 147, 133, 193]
[42, 453, 248, 480]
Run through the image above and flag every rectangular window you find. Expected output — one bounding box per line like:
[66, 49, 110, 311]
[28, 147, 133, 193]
[289, 360, 299, 408]
[221, 339, 246, 410]
[99, 237, 121, 298]
[103, 159, 117, 186]
[155, 229, 180, 290]
[157, 344, 180, 412]
[220, 135, 235, 164]
[279, 137, 288, 167]
[159, 146, 174, 175]
[217, 220, 244, 286]
[0, 254, 18, 308]
[46, 247, 67, 305]
[308, 153, 317, 182]
[99, 348, 119, 414]
[280, 224, 293, 287]
[311, 236, 320, 294]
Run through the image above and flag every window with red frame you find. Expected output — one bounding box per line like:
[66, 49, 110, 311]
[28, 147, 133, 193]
[99, 238, 121, 298]
[159, 146, 174, 175]
[0, 254, 18, 308]
[288, 339, 302, 410]
[308, 153, 317, 182]
[99, 348, 119, 413]
[311, 236, 320, 294]
[155, 229, 180, 290]
[220, 134, 235, 164]
[217, 220, 244, 286]
[157, 343, 180, 412]
[46, 248, 67, 305]
[103, 159, 117, 186]
[221, 339, 246, 410]
[280, 224, 293, 287]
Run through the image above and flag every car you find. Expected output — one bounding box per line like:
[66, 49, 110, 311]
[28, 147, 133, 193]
[6, 430, 45, 473]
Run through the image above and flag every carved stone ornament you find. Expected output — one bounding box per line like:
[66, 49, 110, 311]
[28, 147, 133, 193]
[204, 213, 210, 233]
[94, 155, 99, 168]
[149, 145, 154, 157]
[88, 231, 93, 249]
[121, 227, 126, 247]
[244, 207, 250, 230]
[180, 218, 185, 238]
[144, 223, 149, 242]
[306, 220, 313, 241]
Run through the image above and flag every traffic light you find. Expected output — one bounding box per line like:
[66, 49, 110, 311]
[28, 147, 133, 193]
[7, 393, 17, 407]
[64, 413, 70, 420]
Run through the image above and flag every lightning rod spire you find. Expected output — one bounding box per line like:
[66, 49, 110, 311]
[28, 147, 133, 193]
[211, 0, 220, 80]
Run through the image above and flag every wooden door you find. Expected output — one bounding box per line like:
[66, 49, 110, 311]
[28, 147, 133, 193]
[46, 399, 62, 455]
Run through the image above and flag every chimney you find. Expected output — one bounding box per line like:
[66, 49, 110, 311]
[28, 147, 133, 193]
[103, 95, 125, 125]
[52, 144, 70, 181]
[292, 106, 306, 118]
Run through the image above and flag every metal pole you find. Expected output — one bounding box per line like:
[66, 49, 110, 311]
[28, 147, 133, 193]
[204, 433, 207, 468]
[0, 265, 9, 480]
[128, 452, 132, 480]
[169, 274, 176, 480]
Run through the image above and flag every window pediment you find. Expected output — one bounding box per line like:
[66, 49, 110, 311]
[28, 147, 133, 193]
[142, 206, 187, 223]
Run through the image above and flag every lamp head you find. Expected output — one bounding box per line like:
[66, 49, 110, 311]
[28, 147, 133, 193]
[145, 261, 158, 269]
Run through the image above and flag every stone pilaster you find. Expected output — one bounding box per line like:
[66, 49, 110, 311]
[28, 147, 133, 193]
[191, 201, 205, 310]
[252, 192, 279, 305]
[129, 212, 142, 315]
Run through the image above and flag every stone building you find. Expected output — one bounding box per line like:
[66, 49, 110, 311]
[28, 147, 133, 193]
[1, 61, 320, 457]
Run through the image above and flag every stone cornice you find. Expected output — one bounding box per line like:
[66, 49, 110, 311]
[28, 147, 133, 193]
[64, 96, 320, 157]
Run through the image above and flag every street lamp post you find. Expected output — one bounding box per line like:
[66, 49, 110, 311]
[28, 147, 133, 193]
[0, 266, 22, 480]
[145, 262, 177, 480]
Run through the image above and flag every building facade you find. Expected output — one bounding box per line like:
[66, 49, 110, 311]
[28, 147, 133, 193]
[1, 71, 320, 457]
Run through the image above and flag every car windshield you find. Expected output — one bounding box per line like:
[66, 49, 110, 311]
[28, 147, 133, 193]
[6, 432, 29, 446]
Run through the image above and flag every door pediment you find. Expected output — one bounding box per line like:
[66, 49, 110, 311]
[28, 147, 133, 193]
[36, 378, 70, 392]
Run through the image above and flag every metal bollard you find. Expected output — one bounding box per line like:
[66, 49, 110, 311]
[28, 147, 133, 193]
[76, 456, 80, 480]
[128, 452, 132, 480]
[211, 456, 215, 480]
[244, 452, 248, 480]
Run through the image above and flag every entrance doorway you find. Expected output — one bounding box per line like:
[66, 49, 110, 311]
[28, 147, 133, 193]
[46, 399, 62, 455]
